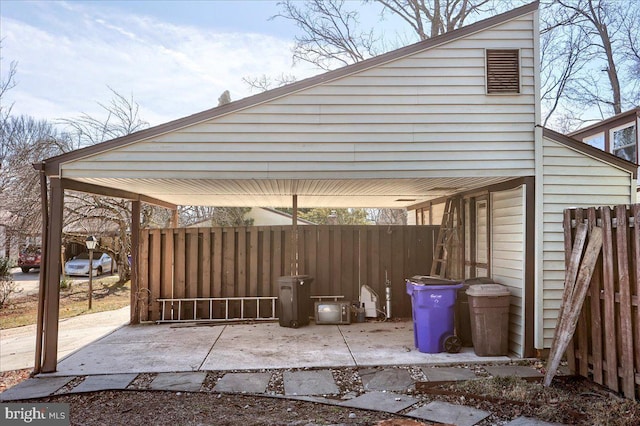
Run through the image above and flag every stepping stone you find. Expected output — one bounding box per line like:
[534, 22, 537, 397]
[213, 372, 272, 393]
[71, 374, 137, 393]
[283, 370, 339, 396]
[339, 391, 419, 413]
[485, 365, 543, 380]
[406, 401, 490, 426]
[422, 367, 477, 383]
[0, 376, 75, 401]
[505, 416, 565, 425]
[360, 368, 414, 392]
[150, 372, 207, 392]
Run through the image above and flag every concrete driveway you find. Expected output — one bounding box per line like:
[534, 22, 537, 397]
[0, 306, 129, 372]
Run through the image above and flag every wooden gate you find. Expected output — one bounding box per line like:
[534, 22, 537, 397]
[135, 225, 438, 323]
[563, 205, 640, 400]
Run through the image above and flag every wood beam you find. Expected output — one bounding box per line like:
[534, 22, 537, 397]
[42, 178, 63, 373]
[61, 178, 177, 210]
[33, 168, 49, 374]
[130, 200, 140, 324]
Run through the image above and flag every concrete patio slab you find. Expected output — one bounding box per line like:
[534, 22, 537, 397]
[485, 365, 543, 379]
[422, 366, 477, 382]
[71, 373, 137, 393]
[339, 391, 419, 413]
[406, 401, 491, 426]
[283, 370, 339, 396]
[359, 368, 414, 391]
[0, 376, 74, 401]
[505, 416, 565, 425]
[213, 372, 272, 393]
[150, 372, 208, 392]
[51, 324, 223, 375]
[340, 322, 510, 366]
[201, 323, 355, 370]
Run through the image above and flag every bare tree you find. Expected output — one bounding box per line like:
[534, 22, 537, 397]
[274, 0, 504, 70]
[543, 0, 640, 127]
[242, 73, 297, 93]
[61, 89, 149, 282]
[274, 0, 379, 70]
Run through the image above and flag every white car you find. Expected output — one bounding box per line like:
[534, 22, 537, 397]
[64, 252, 113, 276]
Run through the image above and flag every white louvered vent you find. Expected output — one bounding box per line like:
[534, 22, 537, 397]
[486, 49, 520, 94]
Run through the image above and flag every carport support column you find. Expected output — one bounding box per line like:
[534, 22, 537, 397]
[42, 177, 64, 373]
[292, 195, 298, 275]
[130, 200, 140, 324]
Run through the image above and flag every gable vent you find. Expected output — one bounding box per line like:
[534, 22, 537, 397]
[486, 49, 520, 94]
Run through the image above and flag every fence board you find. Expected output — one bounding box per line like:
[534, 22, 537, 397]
[632, 205, 640, 378]
[615, 205, 635, 398]
[564, 204, 639, 400]
[587, 208, 603, 385]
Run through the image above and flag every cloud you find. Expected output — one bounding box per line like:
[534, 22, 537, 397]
[0, 2, 314, 127]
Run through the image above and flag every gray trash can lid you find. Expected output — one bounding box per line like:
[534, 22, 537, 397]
[466, 283, 510, 297]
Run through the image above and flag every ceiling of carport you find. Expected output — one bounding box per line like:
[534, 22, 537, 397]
[68, 176, 514, 208]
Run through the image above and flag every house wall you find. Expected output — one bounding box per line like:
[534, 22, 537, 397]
[245, 208, 311, 226]
[539, 136, 635, 348]
[491, 185, 526, 356]
[59, 13, 537, 182]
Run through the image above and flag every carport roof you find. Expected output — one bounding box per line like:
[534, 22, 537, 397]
[34, 2, 590, 209]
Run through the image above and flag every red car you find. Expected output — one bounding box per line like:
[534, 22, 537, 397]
[18, 245, 41, 273]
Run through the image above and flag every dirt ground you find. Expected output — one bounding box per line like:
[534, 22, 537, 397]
[2, 366, 638, 426]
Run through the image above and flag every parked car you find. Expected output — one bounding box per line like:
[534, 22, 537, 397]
[64, 252, 113, 276]
[18, 245, 41, 273]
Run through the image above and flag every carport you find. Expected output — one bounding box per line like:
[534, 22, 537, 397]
[31, 2, 637, 374]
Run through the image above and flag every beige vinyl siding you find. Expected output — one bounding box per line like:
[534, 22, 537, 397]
[476, 200, 489, 277]
[491, 185, 526, 357]
[60, 13, 536, 181]
[540, 137, 634, 348]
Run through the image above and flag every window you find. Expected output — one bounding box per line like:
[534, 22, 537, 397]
[486, 49, 520, 94]
[611, 124, 637, 163]
[583, 133, 605, 150]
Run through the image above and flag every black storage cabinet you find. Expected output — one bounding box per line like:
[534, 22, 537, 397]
[278, 275, 314, 328]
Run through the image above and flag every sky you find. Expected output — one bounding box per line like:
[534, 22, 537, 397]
[0, 0, 328, 127]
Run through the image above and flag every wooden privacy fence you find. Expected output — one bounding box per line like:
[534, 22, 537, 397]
[563, 205, 640, 400]
[136, 225, 438, 323]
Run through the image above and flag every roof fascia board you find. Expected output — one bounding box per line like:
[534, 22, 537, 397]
[542, 127, 638, 178]
[41, 1, 539, 176]
[62, 179, 177, 209]
[568, 107, 640, 138]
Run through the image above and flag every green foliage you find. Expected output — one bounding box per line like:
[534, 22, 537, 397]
[298, 208, 370, 225]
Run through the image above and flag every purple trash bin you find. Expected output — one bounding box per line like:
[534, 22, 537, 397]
[406, 276, 463, 353]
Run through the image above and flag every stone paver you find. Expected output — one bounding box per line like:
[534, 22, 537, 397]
[406, 401, 491, 426]
[283, 370, 339, 396]
[485, 365, 543, 380]
[422, 366, 477, 382]
[505, 416, 565, 425]
[71, 374, 137, 393]
[213, 372, 272, 393]
[150, 372, 207, 392]
[339, 391, 419, 413]
[360, 368, 414, 391]
[0, 376, 75, 401]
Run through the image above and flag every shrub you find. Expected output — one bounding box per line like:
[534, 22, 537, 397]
[0, 257, 22, 309]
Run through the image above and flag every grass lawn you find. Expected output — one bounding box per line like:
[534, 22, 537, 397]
[0, 275, 130, 329]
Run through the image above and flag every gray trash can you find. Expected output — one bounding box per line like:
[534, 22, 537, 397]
[278, 275, 313, 328]
[457, 277, 496, 347]
[466, 283, 511, 356]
